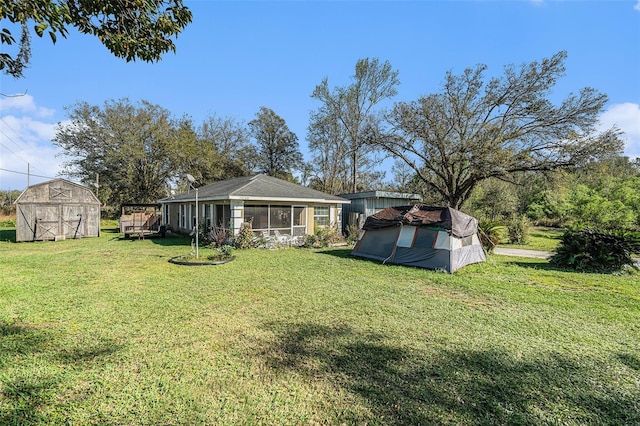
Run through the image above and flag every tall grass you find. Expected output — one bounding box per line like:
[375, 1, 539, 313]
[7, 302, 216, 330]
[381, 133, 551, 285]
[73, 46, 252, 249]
[1, 227, 639, 424]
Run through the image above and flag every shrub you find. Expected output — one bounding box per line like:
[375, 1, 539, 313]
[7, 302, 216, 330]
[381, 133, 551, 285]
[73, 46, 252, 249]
[549, 228, 640, 272]
[205, 244, 235, 261]
[207, 226, 229, 248]
[345, 224, 361, 245]
[219, 244, 234, 257]
[477, 221, 505, 254]
[302, 225, 344, 248]
[506, 215, 531, 245]
[233, 220, 255, 249]
[0, 219, 15, 227]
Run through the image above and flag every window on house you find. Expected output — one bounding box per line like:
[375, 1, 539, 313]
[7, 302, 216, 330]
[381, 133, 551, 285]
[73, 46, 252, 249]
[163, 204, 170, 226]
[314, 206, 330, 226]
[179, 205, 186, 228]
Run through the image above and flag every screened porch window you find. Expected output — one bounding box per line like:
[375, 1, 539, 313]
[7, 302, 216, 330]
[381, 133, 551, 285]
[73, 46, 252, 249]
[244, 205, 307, 236]
[293, 206, 306, 236]
[215, 204, 231, 229]
[244, 205, 269, 230]
[270, 205, 291, 233]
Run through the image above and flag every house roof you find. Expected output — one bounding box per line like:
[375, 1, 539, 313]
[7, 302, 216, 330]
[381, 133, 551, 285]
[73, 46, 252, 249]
[159, 174, 350, 204]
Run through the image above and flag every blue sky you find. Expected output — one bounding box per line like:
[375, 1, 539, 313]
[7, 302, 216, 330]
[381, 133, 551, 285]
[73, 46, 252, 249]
[1, 0, 639, 191]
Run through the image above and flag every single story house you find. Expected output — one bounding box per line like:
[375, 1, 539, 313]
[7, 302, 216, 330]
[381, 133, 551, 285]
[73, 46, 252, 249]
[14, 178, 101, 242]
[158, 174, 350, 237]
[339, 190, 422, 232]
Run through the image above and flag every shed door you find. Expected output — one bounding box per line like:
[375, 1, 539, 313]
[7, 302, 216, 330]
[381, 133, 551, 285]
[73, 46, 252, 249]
[16, 204, 34, 242]
[62, 205, 85, 238]
[34, 206, 60, 240]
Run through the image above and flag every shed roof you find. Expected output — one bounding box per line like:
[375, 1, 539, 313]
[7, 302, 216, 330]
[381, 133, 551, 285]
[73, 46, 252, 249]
[159, 174, 350, 204]
[14, 178, 101, 205]
[338, 191, 422, 201]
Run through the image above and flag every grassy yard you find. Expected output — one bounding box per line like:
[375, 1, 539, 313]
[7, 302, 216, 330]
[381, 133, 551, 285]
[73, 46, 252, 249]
[498, 226, 565, 252]
[1, 226, 639, 425]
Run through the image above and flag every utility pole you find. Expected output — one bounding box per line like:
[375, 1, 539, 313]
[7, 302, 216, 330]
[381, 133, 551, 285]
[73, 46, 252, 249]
[27, 162, 30, 187]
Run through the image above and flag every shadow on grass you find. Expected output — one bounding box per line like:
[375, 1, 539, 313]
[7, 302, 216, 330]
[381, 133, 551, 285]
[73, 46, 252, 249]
[0, 228, 16, 242]
[618, 352, 640, 371]
[315, 248, 388, 267]
[499, 259, 561, 272]
[0, 321, 123, 424]
[315, 248, 353, 259]
[106, 232, 191, 248]
[259, 321, 639, 425]
[100, 227, 120, 234]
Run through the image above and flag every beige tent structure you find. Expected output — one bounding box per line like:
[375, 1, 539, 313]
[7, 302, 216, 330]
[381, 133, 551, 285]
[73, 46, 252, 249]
[14, 179, 101, 242]
[351, 204, 485, 273]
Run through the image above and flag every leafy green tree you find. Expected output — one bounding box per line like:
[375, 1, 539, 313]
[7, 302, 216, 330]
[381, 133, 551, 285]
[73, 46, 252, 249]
[194, 115, 251, 182]
[54, 98, 191, 206]
[514, 157, 640, 230]
[311, 58, 400, 193]
[248, 107, 302, 180]
[370, 51, 623, 209]
[0, 189, 22, 216]
[1, 0, 192, 78]
[566, 179, 640, 230]
[466, 178, 518, 222]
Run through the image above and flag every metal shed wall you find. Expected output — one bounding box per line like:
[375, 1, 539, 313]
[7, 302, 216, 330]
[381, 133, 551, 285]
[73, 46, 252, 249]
[339, 191, 422, 233]
[15, 179, 101, 242]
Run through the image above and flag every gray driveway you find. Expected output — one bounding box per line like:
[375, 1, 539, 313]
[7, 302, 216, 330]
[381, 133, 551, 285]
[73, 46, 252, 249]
[493, 247, 640, 267]
[493, 247, 552, 259]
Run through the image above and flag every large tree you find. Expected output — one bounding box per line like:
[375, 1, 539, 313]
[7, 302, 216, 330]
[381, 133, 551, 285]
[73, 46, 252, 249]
[193, 114, 252, 182]
[370, 51, 623, 209]
[305, 108, 350, 194]
[1, 0, 192, 78]
[248, 106, 302, 180]
[54, 98, 191, 206]
[310, 58, 399, 193]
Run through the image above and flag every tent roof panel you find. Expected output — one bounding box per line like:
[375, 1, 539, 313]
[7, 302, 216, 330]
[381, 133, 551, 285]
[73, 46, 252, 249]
[362, 204, 479, 238]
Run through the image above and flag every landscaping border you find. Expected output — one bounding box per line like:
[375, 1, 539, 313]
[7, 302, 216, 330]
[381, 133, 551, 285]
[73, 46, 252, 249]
[168, 255, 236, 266]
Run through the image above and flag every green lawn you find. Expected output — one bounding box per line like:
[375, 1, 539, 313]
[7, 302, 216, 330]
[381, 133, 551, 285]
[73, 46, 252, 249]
[498, 226, 565, 252]
[1, 226, 639, 425]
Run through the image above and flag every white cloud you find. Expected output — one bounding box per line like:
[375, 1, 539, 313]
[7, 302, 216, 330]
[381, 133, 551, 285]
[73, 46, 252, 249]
[0, 98, 68, 190]
[598, 102, 640, 159]
[1, 115, 58, 144]
[0, 94, 55, 118]
[635, 0, 640, 11]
